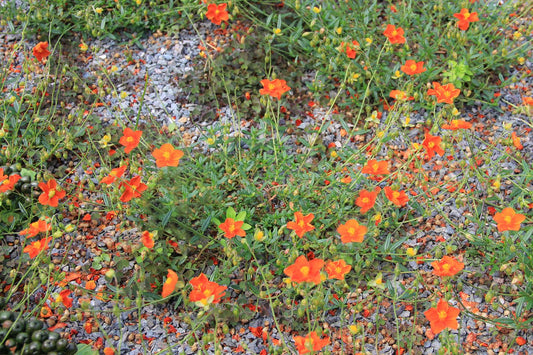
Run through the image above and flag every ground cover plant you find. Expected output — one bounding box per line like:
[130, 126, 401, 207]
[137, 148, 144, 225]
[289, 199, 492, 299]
[0, 0, 532, 354]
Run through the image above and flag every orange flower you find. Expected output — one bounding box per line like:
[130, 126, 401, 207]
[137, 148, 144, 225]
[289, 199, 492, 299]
[103, 348, 115, 355]
[119, 127, 142, 154]
[259, 78, 291, 99]
[383, 24, 406, 44]
[325, 259, 352, 280]
[422, 132, 444, 159]
[19, 219, 52, 238]
[57, 289, 73, 308]
[218, 217, 246, 239]
[189, 273, 227, 306]
[0, 168, 21, 193]
[432, 256, 465, 277]
[355, 187, 381, 214]
[152, 143, 184, 168]
[85, 280, 96, 290]
[141, 231, 155, 249]
[523, 97, 533, 106]
[424, 299, 460, 334]
[337, 219, 367, 243]
[284, 255, 324, 285]
[286, 211, 315, 238]
[384, 186, 409, 207]
[427, 82, 460, 104]
[206, 3, 229, 25]
[161, 269, 178, 298]
[493, 207, 526, 232]
[362, 159, 390, 175]
[100, 165, 127, 185]
[341, 40, 360, 59]
[33, 42, 51, 63]
[293, 331, 330, 354]
[38, 179, 66, 207]
[441, 119, 472, 130]
[40, 304, 53, 318]
[453, 8, 479, 31]
[23, 237, 51, 259]
[511, 132, 523, 150]
[119, 176, 147, 203]
[401, 60, 426, 75]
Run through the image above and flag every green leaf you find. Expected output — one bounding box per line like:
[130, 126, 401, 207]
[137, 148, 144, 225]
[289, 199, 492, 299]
[226, 206, 236, 219]
[76, 344, 99, 355]
[20, 168, 36, 180]
[241, 223, 252, 231]
[236, 210, 246, 221]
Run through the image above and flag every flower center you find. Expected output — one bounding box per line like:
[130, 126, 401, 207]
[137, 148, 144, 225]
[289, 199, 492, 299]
[300, 266, 310, 276]
[438, 310, 448, 320]
[392, 30, 397, 36]
[443, 263, 451, 271]
[410, 64, 417, 71]
[163, 151, 170, 159]
[48, 190, 56, 199]
[504, 216, 512, 223]
[428, 142, 435, 148]
[269, 84, 275, 90]
[362, 197, 369, 204]
[348, 227, 355, 235]
[393, 191, 400, 198]
[126, 137, 133, 143]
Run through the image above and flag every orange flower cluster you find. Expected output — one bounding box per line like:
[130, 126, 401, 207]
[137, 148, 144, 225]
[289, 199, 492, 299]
[427, 82, 460, 104]
[0, 168, 21, 193]
[189, 273, 227, 307]
[453, 8, 479, 31]
[355, 187, 380, 214]
[218, 217, 246, 239]
[337, 219, 367, 243]
[38, 179, 66, 207]
[161, 269, 178, 298]
[119, 127, 142, 154]
[384, 186, 409, 207]
[33, 42, 50, 63]
[362, 159, 389, 175]
[424, 299, 460, 334]
[142, 231, 155, 249]
[119, 176, 147, 203]
[260, 78, 291, 99]
[441, 119, 472, 130]
[23, 237, 51, 259]
[422, 132, 444, 159]
[401, 60, 426, 75]
[383, 24, 405, 44]
[286, 211, 315, 238]
[432, 255, 464, 277]
[206, 3, 229, 26]
[325, 259, 351, 280]
[100, 165, 127, 185]
[341, 40, 360, 59]
[284, 255, 324, 285]
[293, 331, 330, 354]
[493, 207, 525, 232]
[152, 143, 184, 168]
[19, 219, 52, 238]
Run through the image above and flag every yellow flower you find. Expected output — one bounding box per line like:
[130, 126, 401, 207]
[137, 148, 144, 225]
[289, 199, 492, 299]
[95, 7, 103, 14]
[254, 230, 265, 242]
[273, 28, 282, 35]
[206, 137, 215, 145]
[406, 247, 416, 257]
[120, 91, 128, 99]
[312, 6, 321, 14]
[136, 0, 142, 4]
[79, 42, 88, 52]
[110, 65, 118, 73]
[518, 57, 525, 65]
[336, 27, 342, 35]
[392, 70, 402, 79]
[365, 37, 373, 45]
[512, 31, 521, 40]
